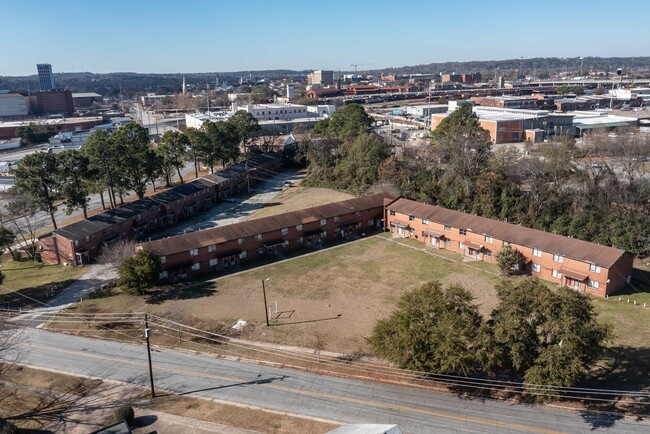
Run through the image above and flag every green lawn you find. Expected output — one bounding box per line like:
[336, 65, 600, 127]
[0, 259, 84, 309]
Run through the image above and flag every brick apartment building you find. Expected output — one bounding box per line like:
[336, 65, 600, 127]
[385, 198, 634, 296]
[38, 153, 283, 266]
[137, 194, 389, 282]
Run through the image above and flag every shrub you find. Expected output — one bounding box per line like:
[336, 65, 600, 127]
[0, 419, 17, 434]
[113, 406, 135, 426]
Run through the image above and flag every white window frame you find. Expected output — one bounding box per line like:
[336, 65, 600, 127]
[191, 263, 200, 271]
[503, 241, 510, 246]
[532, 248, 542, 257]
[296, 224, 303, 231]
[209, 258, 218, 267]
[459, 229, 467, 235]
[588, 279, 600, 289]
[444, 225, 451, 231]
[256, 234, 262, 241]
[368, 219, 374, 226]
[589, 263, 601, 273]
[239, 251, 247, 259]
[238, 238, 246, 245]
[532, 263, 541, 272]
[190, 248, 199, 257]
[320, 218, 327, 226]
[281, 228, 289, 235]
[422, 218, 429, 225]
[159, 270, 168, 279]
[334, 216, 340, 223]
[208, 244, 216, 253]
[553, 253, 564, 263]
[552, 269, 561, 279]
[160, 255, 167, 264]
[484, 235, 493, 243]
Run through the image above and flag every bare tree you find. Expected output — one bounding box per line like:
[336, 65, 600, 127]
[4, 199, 40, 260]
[96, 239, 136, 272]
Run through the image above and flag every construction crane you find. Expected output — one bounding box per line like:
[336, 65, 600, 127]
[350, 63, 371, 73]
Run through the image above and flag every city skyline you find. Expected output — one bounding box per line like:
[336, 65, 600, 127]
[2, 0, 650, 76]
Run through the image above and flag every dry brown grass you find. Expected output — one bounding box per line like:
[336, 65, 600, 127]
[249, 186, 355, 220]
[50, 236, 500, 355]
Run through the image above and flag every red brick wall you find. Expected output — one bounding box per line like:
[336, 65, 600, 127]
[386, 209, 631, 297]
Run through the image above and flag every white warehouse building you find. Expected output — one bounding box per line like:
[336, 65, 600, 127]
[0, 94, 29, 118]
[231, 102, 335, 121]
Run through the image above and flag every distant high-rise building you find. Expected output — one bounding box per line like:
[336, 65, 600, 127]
[286, 83, 295, 99]
[37, 63, 55, 91]
[308, 70, 334, 86]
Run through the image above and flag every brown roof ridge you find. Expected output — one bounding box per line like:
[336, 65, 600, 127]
[389, 198, 629, 268]
[140, 193, 391, 256]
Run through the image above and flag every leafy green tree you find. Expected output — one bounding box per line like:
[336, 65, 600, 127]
[15, 123, 56, 144]
[229, 110, 261, 153]
[13, 152, 60, 229]
[490, 278, 612, 394]
[83, 129, 119, 208]
[184, 127, 209, 177]
[117, 249, 161, 295]
[157, 131, 189, 185]
[368, 281, 488, 375]
[495, 245, 525, 275]
[111, 123, 153, 199]
[313, 104, 372, 142]
[56, 150, 94, 219]
[0, 226, 17, 260]
[334, 133, 391, 192]
[202, 120, 239, 170]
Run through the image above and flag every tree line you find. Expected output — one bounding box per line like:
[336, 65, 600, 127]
[4, 111, 261, 257]
[298, 103, 649, 257]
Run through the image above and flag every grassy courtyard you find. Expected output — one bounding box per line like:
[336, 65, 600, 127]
[52, 235, 500, 354]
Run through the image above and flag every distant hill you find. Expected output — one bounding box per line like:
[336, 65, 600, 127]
[1, 57, 648, 96]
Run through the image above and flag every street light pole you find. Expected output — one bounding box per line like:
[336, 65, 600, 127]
[144, 313, 156, 398]
[262, 278, 270, 326]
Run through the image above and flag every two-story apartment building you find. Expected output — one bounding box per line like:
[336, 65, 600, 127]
[138, 194, 390, 282]
[385, 198, 634, 296]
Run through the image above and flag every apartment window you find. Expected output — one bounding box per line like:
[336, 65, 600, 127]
[85, 235, 90, 242]
[160, 255, 167, 264]
[208, 244, 216, 253]
[281, 228, 289, 235]
[484, 235, 493, 243]
[588, 279, 600, 289]
[256, 234, 262, 241]
[159, 271, 168, 279]
[368, 219, 374, 226]
[334, 216, 340, 223]
[298, 237, 303, 244]
[238, 238, 246, 245]
[553, 254, 564, 263]
[191, 263, 200, 271]
[484, 249, 492, 257]
[444, 239, 451, 246]
[409, 215, 415, 222]
[503, 241, 510, 246]
[409, 228, 415, 235]
[356, 211, 361, 218]
[283, 240, 290, 247]
[422, 218, 429, 225]
[190, 249, 199, 257]
[320, 218, 327, 226]
[532, 248, 542, 257]
[459, 229, 467, 235]
[321, 231, 327, 238]
[552, 269, 561, 279]
[239, 251, 247, 259]
[389, 210, 396, 216]
[532, 263, 541, 272]
[444, 225, 451, 231]
[589, 264, 601, 273]
[459, 241, 465, 249]
[296, 224, 303, 231]
[74, 240, 79, 247]
[209, 258, 218, 267]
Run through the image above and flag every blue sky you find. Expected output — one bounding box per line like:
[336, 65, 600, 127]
[2, 0, 649, 76]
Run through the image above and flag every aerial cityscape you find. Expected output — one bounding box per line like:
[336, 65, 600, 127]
[0, 1, 649, 433]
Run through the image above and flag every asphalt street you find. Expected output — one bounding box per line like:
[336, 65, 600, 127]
[8, 329, 649, 434]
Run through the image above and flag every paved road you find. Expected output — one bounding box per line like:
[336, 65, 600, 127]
[7, 329, 648, 434]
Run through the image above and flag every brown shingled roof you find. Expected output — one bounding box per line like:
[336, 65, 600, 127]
[389, 198, 629, 269]
[140, 194, 390, 256]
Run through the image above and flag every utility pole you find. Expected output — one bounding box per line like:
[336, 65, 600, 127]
[144, 314, 156, 398]
[262, 278, 270, 326]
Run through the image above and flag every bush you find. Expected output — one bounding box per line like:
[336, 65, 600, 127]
[113, 406, 135, 426]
